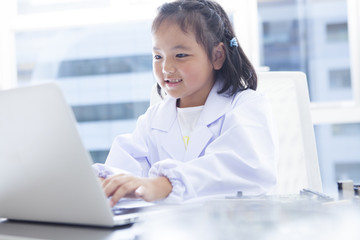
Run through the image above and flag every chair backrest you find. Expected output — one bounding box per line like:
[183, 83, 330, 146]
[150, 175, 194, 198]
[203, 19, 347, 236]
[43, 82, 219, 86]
[150, 71, 323, 195]
[257, 71, 322, 194]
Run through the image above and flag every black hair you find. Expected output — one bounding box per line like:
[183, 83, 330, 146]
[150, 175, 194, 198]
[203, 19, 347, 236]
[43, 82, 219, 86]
[152, 0, 257, 97]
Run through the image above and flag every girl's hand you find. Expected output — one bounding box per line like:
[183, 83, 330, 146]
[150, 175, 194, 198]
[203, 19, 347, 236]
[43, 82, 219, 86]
[101, 174, 172, 206]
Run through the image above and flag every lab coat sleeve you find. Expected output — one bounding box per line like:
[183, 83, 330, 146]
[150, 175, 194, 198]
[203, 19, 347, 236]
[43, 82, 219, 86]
[149, 92, 278, 202]
[92, 112, 153, 179]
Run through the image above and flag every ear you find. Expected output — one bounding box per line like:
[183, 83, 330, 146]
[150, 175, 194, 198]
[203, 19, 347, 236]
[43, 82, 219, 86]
[212, 42, 226, 70]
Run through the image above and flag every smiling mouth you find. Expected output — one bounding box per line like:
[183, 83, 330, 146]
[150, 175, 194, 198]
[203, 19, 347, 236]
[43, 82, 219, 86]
[165, 79, 182, 83]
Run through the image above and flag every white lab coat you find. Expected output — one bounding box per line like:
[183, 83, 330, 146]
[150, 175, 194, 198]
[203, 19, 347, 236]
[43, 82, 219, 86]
[98, 81, 278, 203]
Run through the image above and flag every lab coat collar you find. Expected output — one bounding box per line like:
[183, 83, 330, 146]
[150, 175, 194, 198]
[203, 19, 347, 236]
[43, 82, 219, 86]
[151, 96, 184, 160]
[184, 80, 232, 160]
[151, 96, 178, 132]
[151, 80, 232, 132]
[150, 79, 233, 161]
[197, 79, 232, 126]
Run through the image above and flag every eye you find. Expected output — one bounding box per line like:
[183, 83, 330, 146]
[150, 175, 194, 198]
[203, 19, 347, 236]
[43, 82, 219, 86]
[153, 54, 162, 60]
[176, 53, 188, 58]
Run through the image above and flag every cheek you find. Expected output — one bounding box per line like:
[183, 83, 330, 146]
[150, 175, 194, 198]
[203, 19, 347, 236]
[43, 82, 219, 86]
[182, 63, 209, 83]
[178, 64, 196, 79]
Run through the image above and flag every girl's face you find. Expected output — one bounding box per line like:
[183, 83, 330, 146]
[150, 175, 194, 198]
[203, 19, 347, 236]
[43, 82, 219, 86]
[152, 20, 215, 108]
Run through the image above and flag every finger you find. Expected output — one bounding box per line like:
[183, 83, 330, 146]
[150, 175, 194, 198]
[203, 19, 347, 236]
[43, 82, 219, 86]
[110, 182, 141, 206]
[102, 175, 129, 197]
[98, 177, 105, 183]
[135, 186, 145, 198]
[102, 173, 126, 189]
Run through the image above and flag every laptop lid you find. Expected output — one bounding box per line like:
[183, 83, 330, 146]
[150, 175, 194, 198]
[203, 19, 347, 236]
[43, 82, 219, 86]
[0, 82, 139, 227]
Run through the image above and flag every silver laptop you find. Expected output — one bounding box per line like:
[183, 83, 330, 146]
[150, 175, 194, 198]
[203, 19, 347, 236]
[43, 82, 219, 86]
[0, 82, 151, 227]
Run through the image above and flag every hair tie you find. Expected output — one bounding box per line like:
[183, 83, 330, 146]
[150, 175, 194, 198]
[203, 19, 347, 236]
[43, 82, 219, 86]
[230, 37, 238, 48]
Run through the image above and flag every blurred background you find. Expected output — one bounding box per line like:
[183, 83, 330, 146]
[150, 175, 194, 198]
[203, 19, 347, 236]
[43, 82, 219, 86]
[0, 0, 359, 196]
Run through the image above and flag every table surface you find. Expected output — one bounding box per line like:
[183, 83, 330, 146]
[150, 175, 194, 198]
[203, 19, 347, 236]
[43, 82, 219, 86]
[0, 218, 138, 240]
[1, 195, 360, 240]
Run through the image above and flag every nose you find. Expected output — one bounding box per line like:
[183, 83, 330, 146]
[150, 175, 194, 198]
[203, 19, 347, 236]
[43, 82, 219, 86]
[162, 58, 176, 74]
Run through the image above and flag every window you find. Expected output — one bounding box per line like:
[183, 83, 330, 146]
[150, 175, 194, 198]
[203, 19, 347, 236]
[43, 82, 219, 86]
[3, 0, 245, 163]
[13, 15, 156, 163]
[258, 0, 352, 102]
[261, 20, 300, 71]
[326, 22, 348, 43]
[258, 0, 360, 195]
[335, 162, 360, 184]
[17, 0, 110, 14]
[72, 102, 149, 122]
[329, 68, 351, 89]
[57, 55, 152, 78]
[1, 0, 360, 195]
[315, 123, 360, 195]
[332, 123, 360, 136]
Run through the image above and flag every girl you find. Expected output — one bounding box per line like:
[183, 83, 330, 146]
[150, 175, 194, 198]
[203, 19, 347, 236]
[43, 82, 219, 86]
[93, 0, 278, 206]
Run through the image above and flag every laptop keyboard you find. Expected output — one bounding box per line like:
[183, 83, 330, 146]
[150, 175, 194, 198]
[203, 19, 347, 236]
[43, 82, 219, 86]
[112, 206, 143, 216]
[111, 199, 155, 215]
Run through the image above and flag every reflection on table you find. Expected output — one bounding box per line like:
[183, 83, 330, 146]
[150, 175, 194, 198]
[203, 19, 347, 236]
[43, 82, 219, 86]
[138, 195, 360, 240]
[1, 194, 360, 240]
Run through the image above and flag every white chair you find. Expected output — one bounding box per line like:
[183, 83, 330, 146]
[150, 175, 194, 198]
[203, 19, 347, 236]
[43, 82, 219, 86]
[150, 71, 323, 195]
[257, 71, 322, 194]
